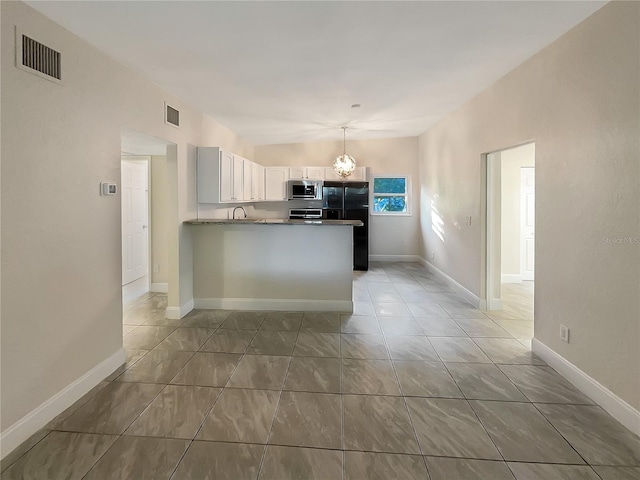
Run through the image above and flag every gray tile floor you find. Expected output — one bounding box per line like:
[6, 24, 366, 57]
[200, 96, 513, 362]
[2, 262, 639, 479]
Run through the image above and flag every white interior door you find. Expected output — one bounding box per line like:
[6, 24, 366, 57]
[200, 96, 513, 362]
[520, 167, 535, 281]
[122, 159, 149, 285]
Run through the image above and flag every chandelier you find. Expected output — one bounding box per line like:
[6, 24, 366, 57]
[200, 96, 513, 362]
[333, 126, 356, 178]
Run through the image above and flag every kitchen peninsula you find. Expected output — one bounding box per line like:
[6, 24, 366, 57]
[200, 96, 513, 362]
[186, 218, 363, 312]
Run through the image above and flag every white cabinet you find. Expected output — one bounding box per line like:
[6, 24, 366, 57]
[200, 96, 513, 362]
[218, 150, 234, 202]
[199, 148, 367, 204]
[242, 158, 253, 201]
[288, 167, 305, 180]
[265, 167, 289, 201]
[306, 167, 325, 180]
[349, 166, 367, 181]
[251, 163, 265, 201]
[324, 166, 366, 182]
[289, 167, 325, 180]
[197, 147, 252, 203]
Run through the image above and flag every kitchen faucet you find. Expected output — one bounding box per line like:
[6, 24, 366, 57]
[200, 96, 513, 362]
[232, 206, 247, 219]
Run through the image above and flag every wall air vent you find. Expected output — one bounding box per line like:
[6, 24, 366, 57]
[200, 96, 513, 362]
[165, 102, 180, 128]
[16, 28, 62, 84]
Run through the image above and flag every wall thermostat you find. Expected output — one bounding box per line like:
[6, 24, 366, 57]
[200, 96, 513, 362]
[101, 182, 117, 196]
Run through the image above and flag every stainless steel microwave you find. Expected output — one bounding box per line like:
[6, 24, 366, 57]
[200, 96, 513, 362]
[287, 180, 323, 200]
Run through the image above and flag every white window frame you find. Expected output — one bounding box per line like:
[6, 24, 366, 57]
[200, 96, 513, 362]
[370, 174, 412, 216]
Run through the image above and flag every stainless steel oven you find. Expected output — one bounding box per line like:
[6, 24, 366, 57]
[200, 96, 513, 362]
[289, 208, 323, 220]
[287, 180, 323, 200]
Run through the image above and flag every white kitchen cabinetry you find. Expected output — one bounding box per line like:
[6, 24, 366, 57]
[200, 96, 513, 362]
[251, 163, 265, 201]
[324, 166, 367, 182]
[242, 158, 253, 201]
[288, 167, 325, 180]
[217, 150, 233, 202]
[265, 167, 289, 201]
[306, 167, 325, 180]
[198, 147, 252, 203]
[288, 167, 305, 180]
[199, 147, 368, 204]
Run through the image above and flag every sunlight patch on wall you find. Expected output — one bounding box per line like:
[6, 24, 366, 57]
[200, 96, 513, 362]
[431, 197, 445, 242]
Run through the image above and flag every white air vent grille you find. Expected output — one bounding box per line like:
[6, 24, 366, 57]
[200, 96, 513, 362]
[165, 103, 180, 128]
[20, 34, 61, 81]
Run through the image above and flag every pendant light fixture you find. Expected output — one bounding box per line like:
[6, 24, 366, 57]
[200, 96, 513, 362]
[333, 126, 356, 178]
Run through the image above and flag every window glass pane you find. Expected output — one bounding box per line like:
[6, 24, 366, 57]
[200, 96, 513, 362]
[373, 195, 407, 212]
[373, 196, 389, 212]
[373, 177, 406, 194]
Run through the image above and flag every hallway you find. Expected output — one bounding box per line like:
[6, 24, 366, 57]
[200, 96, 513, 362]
[1, 263, 638, 479]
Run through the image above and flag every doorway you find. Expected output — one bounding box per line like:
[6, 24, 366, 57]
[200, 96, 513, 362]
[120, 130, 173, 304]
[121, 156, 150, 300]
[484, 142, 535, 321]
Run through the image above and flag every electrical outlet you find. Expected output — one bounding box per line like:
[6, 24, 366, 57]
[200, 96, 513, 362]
[153, 264, 159, 273]
[431, 252, 435, 260]
[560, 325, 570, 343]
[467, 216, 472, 226]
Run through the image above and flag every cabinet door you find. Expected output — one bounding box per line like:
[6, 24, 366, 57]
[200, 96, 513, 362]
[289, 167, 305, 179]
[252, 163, 264, 201]
[259, 165, 265, 200]
[243, 159, 253, 201]
[232, 156, 244, 201]
[324, 167, 343, 182]
[306, 167, 324, 180]
[348, 167, 366, 181]
[219, 150, 234, 202]
[265, 167, 288, 201]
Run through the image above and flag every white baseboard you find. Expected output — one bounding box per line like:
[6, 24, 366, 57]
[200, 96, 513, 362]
[370, 255, 423, 262]
[532, 338, 640, 436]
[490, 298, 503, 310]
[165, 299, 194, 320]
[194, 297, 353, 312]
[150, 283, 168, 293]
[121, 283, 149, 304]
[420, 258, 481, 308]
[0, 348, 126, 460]
[501, 274, 522, 283]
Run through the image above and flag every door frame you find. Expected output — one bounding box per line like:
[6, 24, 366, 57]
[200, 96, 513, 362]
[520, 166, 535, 281]
[481, 141, 535, 311]
[121, 155, 151, 295]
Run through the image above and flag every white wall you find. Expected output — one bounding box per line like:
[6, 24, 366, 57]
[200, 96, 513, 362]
[255, 137, 420, 258]
[418, 2, 639, 409]
[500, 143, 535, 277]
[150, 155, 169, 285]
[0, 0, 253, 454]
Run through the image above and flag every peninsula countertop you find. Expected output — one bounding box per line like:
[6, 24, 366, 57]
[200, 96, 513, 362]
[185, 218, 364, 227]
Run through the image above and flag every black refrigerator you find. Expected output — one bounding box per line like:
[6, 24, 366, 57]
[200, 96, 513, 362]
[322, 181, 369, 271]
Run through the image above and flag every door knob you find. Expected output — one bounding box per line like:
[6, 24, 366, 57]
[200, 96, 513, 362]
[142, 225, 148, 229]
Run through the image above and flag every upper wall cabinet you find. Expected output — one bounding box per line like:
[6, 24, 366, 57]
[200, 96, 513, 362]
[265, 167, 289, 201]
[198, 147, 255, 203]
[324, 166, 367, 182]
[198, 149, 368, 204]
[289, 167, 325, 180]
[251, 163, 265, 201]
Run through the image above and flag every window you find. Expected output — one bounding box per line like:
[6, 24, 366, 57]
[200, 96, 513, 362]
[371, 175, 411, 215]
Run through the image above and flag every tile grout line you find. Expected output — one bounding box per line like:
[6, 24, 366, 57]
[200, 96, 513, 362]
[340, 316, 345, 480]
[167, 311, 266, 480]
[386, 265, 509, 472]
[378, 319, 430, 468]
[254, 313, 302, 479]
[383, 264, 436, 479]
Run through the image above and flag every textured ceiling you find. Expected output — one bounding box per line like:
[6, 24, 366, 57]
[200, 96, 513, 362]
[27, 1, 606, 145]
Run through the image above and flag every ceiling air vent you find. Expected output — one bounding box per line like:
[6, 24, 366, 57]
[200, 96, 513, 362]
[16, 29, 62, 84]
[164, 102, 180, 128]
